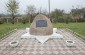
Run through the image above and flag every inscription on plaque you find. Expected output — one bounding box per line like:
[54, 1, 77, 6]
[36, 20, 47, 27]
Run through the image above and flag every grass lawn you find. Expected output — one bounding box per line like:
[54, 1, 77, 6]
[0, 23, 30, 39]
[0, 22, 85, 39]
[53, 22, 85, 37]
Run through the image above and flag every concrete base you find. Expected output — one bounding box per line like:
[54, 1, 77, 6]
[21, 28, 63, 44]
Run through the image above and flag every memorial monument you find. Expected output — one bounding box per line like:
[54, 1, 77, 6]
[21, 14, 63, 44]
[30, 14, 53, 36]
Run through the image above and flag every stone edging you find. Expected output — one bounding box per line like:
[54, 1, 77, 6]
[65, 28, 85, 42]
[0, 28, 17, 41]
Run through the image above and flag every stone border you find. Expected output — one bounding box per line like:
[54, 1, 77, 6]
[0, 28, 17, 41]
[65, 28, 85, 43]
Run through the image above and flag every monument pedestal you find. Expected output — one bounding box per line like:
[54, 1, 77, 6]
[21, 28, 63, 44]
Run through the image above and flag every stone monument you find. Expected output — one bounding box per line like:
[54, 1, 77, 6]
[21, 14, 63, 44]
[30, 14, 53, 36]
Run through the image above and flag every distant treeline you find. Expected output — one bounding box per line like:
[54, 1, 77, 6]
[0, 7, 85, 24]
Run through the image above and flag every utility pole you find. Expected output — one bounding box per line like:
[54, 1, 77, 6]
[39, 7, 42, 14]
[48, 0, 50, 19]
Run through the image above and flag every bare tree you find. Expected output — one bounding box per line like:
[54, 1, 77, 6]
[41, 9, 48, 15]
[6, 0, 19, 24]
[26, 5, 36, 23]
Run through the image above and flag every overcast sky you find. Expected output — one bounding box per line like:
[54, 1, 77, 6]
[0, 0, 85, 14]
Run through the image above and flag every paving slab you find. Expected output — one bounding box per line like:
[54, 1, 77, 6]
[0, 29, 85, 55]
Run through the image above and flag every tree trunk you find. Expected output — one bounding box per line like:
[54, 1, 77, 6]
[12, 14, 15, 24]
[29, 16, 30, 23]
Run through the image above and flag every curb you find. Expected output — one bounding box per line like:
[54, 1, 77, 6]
[65, 28, 85, 42]
[0, 28, 17, 41]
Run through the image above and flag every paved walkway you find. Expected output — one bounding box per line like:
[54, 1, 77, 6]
[0, 29, 85, 55]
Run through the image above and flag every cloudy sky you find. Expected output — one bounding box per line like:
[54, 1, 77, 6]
[0, 0, 85, 14]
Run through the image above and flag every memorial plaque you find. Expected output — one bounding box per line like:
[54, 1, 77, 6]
[36, 20, 47, 27]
